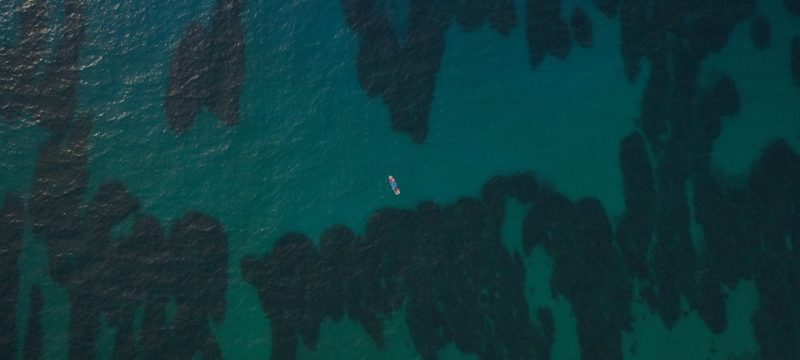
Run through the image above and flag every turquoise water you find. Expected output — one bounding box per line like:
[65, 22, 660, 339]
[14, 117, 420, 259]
[2, 0, 800, 359]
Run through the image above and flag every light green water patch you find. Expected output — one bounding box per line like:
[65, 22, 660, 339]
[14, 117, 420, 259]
[217, 276, 270, 359]
[707, 0, 800, 175]
[623, 281, 759, 360]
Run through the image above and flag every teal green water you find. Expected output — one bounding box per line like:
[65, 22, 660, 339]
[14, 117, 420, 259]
[2, 0, 800, 359]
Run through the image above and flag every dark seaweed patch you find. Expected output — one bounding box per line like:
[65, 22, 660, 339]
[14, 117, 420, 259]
[244, 177, 558, 360]
[619, 0, 649, 81]
[4, 0, 800, 358]
[453, 0, 517, 35]
[0, 192, 24, 358]
[520, 186, 633, 359]
[161, 212, 229, 359]
[87, 181, 141, 245]
[748, 141, 800, 359]
[568, 199, 631, 359]
[13, 0, 47, 90]
[65, 181, 139, 359]
[785, 0, 800, 15]
[705, 75, 740, 118]
[244, 172, 645, 359]
[167, 212, 229, 324]
[0, 0, 83, 133]
[616, 132, 654, 280]
[752, 255, 800, 360]
[614, 0, 757, 334]
[749, 14, 770, 50]
[792, 37, 800, 89]
[61, 264, 100, 358]
[208, 0, 246, 126]
[25, 109, 229, 359]
[620, 0, 753, 77]
[242, 233, 321, 359]
[691, 265, 727, 334]
[691, 75, 739, 173]
[351, 0, 448, 142]
[592, 0, 618, 18]
[166, 0, 245, 132]
[526, 0, 572, 68]
[125, 215, 172, 359]
[59, 207, 228, 359]
[32, 0, 86, 133]
[23, 287, 44, 360]
[687, 75, 752, 294]
[317, 225, 356, 321]
[570, 7, 593, 48]
[487, 0, 518, 35]
[452, 0, 491, 31]
[535, 308, 555, 358]
[105, 216, 162, 359]
[2, 0, 236, 357]
[343, 0, 517, 142]
[341, 0, 376, 33]
[747, 140, 800, 251]
[30, 115, 91, 242]
[356, 23, 400, 98]
[166, 23, 212, 133]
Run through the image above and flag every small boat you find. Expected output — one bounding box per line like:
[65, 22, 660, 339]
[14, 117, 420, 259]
[388, 175, 400, 195]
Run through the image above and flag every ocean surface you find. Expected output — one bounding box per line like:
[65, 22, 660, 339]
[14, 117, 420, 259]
[1, 0, 800, 359]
